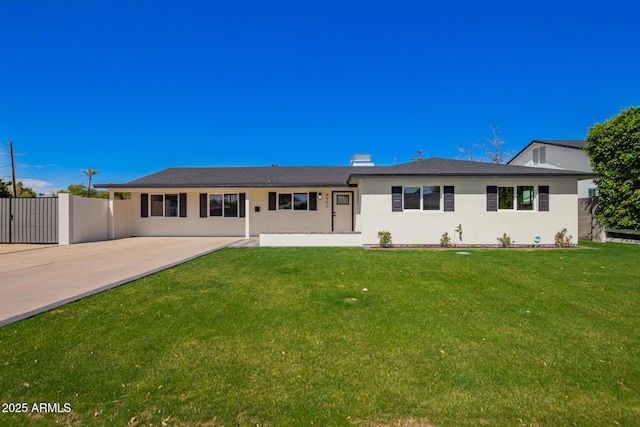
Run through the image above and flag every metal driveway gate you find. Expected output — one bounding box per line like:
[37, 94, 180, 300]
[0, 198, 58, 243]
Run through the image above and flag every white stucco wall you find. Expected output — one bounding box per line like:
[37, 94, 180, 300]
[113, 199, 132, 239]
[59, 194, 111, 244]
[357, 177, 579, 246]
[122, 187, 355, 237]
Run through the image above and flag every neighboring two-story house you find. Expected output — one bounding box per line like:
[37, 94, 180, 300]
[507, 140, 596, 198]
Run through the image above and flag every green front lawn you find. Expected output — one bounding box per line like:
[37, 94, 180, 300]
[1, 243, 639, 426]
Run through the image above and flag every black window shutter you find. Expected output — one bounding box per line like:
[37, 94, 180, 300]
[239, 193, 246, 218]
[141, 193, 149, 217]
[444, 186, 455, 212]
[200, 193, 208, 218]
[391, 186, 402, 212]
[539, 146, 546, 164]
[179, 193, 187, 217]
[309, 192, 317, 210]
[269, 192, 276, 210]
[539, 186, 549, 211]
[487, 186, 498, 211]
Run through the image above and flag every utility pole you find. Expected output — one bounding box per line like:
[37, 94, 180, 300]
[9, 141, 17, 198]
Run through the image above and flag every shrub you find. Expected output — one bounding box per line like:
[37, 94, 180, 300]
[555, 228, 574, 248]
[377, 230, 392, 248]
[440, 232, 452, 247]
[497, 233, 514, 248]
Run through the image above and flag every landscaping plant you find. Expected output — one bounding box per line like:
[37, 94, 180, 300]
[555, 228, 574, 247]
[377, 230, 392, 248]
[496, 232, 514, 247]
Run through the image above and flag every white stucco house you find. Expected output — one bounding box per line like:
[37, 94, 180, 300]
[507, 140, 596, 199]
[96, 156, 593, 246]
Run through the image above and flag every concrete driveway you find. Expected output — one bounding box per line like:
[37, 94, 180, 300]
[0, 237, 243, 327]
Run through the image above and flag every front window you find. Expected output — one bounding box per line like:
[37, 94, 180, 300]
[279, 193, 292, 210]
[224, 194, 238, 217]
[209, 194, 223, 217]
[151, 195, 164, 217]
[517, 186, 534, 210]
[498, 187, 514, 210]
[422, 186, 440, 210]
[294, 193, 308, 210]
[403, 187, 420, 210]
[165, 194, 179, 217]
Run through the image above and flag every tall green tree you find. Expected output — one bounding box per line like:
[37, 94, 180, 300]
[14, 182, 36, 197]
[1, 181, 37, 197]
[58, 183, 129, 199]
[59, 184, 109, 199]
[0, 179, 11, 197]
[586, 106, 640, 230]
[81, 168, 99, 198]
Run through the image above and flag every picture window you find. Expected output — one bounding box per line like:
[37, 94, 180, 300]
[279, 193, 292, 210]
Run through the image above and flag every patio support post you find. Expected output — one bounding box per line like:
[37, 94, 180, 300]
[245, 191, 250, 239]
[109, 191, 115, 240]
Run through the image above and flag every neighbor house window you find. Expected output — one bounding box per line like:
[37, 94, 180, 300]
[517, 186, 534, 210]
[422, 186, 441, 210]
[209, 194, 223, 217]
[403, 187, 420, 210]
[294, 193, 308, 210]
[498, 187, 514, 210]
[278, 193, 292, 210]
[539, 146, 546, 164]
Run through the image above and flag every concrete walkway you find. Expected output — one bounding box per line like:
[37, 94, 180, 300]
[0, 237, 242, 327]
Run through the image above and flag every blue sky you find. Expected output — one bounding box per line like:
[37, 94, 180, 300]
[1, 0, 639, 194]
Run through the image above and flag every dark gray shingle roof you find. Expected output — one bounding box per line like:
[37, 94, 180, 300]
[97, 166, 364, 188]
[348, 157, 594, 179]
[97, 157, 594, 189]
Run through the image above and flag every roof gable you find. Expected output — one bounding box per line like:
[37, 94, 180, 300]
[508, 140, 587, 165]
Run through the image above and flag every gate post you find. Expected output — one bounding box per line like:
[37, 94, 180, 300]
[58, 193, 74, 245]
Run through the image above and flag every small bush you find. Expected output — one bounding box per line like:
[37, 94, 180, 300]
[440, 232, 452, 247]
[377, 230, 392, 248]
[555, 228, 574, 247]
[497, 233, 514, 248]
